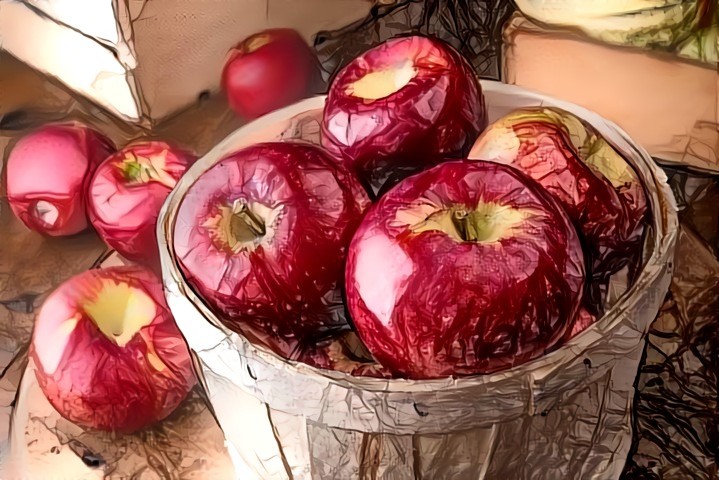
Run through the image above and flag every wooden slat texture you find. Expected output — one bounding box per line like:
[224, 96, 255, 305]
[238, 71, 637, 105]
[268, 408, 313, 480]
[413, 426, 496, 479]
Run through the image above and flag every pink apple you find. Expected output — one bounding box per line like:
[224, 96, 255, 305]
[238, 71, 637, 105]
[222, 29, 320, 120]
[345, 160, 585, 379]
[87, 141, 196, 269]
[469, 107, 648, 279]
[321, 35, 487, 189]
[30, 266, 196, 433]
[5, 123, 115, 236]
[173, 142, 370, 354]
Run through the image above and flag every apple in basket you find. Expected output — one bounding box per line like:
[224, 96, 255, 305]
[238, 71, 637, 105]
[321, 35, 488, 190]
[30, 266, 195, 433]
[87, 141, 196, 269]
[469, 107, 647, 280]
[222, 28, 321, 120]
[5, 122, 115, 236]
[173, 142, 370, 355]
[345, 160, 585, 379]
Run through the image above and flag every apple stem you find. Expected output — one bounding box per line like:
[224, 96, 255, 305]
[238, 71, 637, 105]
[451, 209, 488, 243]
[230, 200, 266, 244]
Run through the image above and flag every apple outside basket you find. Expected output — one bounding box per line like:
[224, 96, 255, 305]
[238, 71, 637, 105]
[157, 81, 678, 480]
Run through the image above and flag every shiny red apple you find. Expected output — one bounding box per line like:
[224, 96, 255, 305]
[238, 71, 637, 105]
[174, 142, 370, 354]
[5, 122, 115, 236]
[222, 28, 320, 120]
[321, 35, 487, 190]
[87, 141, 196, 269]
[30, 266, 195, 433]
[469, 107, 648, 279]
[345, 160, 585, 379]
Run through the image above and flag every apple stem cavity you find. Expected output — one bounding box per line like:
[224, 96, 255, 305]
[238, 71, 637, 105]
[83, 280, 157, 348]
[346, 60, 418, 101]
[230, 199, 267, 243]
[119, 152, 177, 190]
[204, 198, 273, 254]
[407, 202, 534, 244]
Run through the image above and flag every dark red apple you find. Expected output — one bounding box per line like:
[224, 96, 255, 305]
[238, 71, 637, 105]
[222, 29, 320, 120]
[345, 160, 585, 379]
[321, 35, 487, 189]
[173, 142, 370, 353]
[30, 266, 195, 433]
[87, 141, 196, 269]
[5, 123, 115, 236]
[469, 107, 648, 279]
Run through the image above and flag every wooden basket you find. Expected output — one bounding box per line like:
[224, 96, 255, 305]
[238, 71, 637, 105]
[158, 81, 678, 480]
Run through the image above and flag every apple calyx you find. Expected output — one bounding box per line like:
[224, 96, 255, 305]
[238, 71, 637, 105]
[118, 151, 177, 189]
[31, 200, 60, 228]
[204, 198, 281, 254]
[83, 280, 156, 347]
[404, 202, 534, 244]
[345, 60, 418, 100]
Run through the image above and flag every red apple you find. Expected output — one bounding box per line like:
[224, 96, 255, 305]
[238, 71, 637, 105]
[5, 123, 115, 236]
[321, 35, 487, 190]
[469, 107, 648, 279]
[87, 141, 196, 269]
[222, 29, 320, 120]
[345, 160, 585, 379]
[173, 142, 370, 354]
[30, 266, 195, 433]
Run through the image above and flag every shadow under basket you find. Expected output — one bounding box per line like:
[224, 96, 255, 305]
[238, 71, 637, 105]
[157, 82, 678, 480]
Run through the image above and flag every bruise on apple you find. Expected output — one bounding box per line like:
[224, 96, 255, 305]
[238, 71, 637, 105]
[346, 160, 585, 379]
[470, 107, 648, 282]
[5, 122, 115, 236]
[174, 142, 370, 357]
[87, 141, 196, 269]
[30, 266, 196, 433]
[321, 35, 488, 192]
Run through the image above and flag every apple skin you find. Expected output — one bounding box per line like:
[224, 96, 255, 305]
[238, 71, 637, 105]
[222, 29, 321, 120]
[345, 160, 585, 379]
[174, 142, 370, 354]
[469, 107, 648, 280]
[30, 266, 196, 433]
[5, 123, 115, 236]
[87, 141, 196, 269]
[321, 35, 487, 190]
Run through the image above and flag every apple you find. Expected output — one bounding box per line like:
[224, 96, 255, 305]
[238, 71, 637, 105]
[173, 142, 370, 354]
[87, 141, 196, 269]
[5, 123, 115, 236]
[321, 35, 487, 190]
[469, 107, 647, 280]
[30, 266, 196, 433]
[222, 29, 321, 120]
[345, 160, 585, 379]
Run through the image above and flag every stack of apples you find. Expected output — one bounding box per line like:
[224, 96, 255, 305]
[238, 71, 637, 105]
[173, 35, 648, 380]
[5, 31, 648, 435]
[5, 125, 200, 432]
